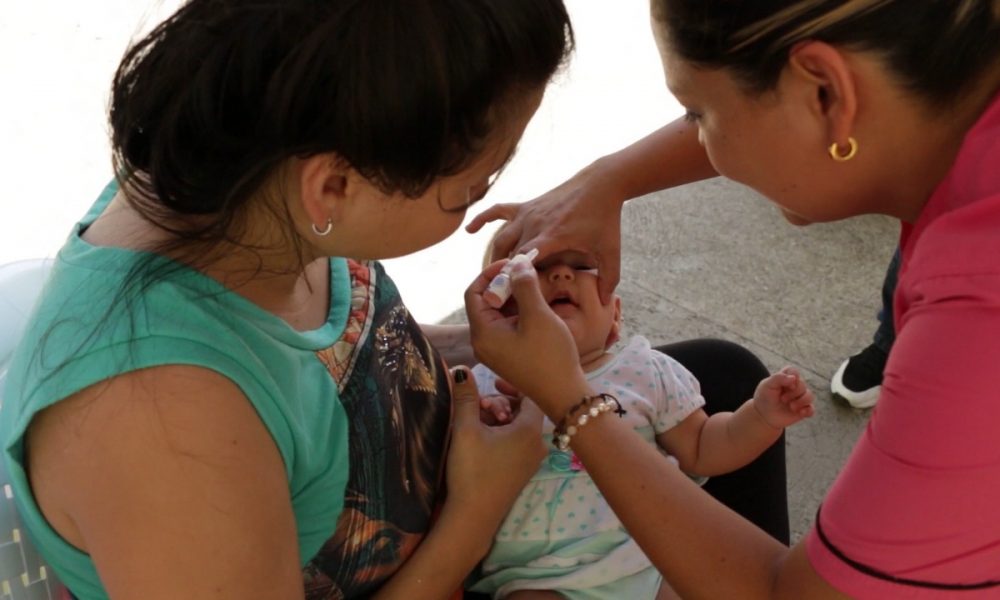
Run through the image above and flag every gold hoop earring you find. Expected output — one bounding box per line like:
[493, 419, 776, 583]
[311, 219, 333, 236]
[828, 137, 858, 162]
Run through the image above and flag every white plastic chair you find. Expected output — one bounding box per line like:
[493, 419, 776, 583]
[0, 259, 69, 599]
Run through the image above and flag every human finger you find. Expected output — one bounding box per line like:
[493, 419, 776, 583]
[779, 365, 800, 376]
[597, 245, 622, 306]
[479, 408, 502, 427]
[468, 260, 509, 294]
[465, 260, 511, 321]
[785, 393, 811, 412]
[466, 202, 520, 234]
[788, 377, 811, 401]
[481, 395, 513, 424]
[450, 366, 483, 428]
[490, 221, 527, 261]
[776, 370, 803, 392]
[505, 256, 550, 323]
[779, 384, 809, 405]
[468, 255, 586, 414]
[495, 377, 523, 398]
[758, 372, 785, 395]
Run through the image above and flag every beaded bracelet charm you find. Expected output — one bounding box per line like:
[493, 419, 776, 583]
[552, 393, 626, 451]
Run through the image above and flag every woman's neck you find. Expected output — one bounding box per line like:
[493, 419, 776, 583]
[84, 190, 330, 330]
[859, 57, 1000, 223]
[894, 66, 1000, 222]
[191, 209, 331, 331]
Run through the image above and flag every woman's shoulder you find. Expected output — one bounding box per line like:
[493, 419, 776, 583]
[3, 252, 346, 454]
[29, 364, 268, 462]
[906, 191, 1000, 284]
[25, 362, 301, 595]
[909, 91, 1000, 281]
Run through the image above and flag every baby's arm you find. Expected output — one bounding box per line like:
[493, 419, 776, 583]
[658, 368, 814, 477]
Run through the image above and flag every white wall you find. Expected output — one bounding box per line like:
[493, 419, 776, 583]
[0, 0, 681, 323]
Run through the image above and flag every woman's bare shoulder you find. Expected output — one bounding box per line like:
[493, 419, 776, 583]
[26, 364, 302, 598]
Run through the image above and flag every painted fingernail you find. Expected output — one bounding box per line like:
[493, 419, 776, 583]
[453, 368, 468, 383]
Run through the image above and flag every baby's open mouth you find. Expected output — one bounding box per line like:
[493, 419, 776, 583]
[548, 290, 578, 308]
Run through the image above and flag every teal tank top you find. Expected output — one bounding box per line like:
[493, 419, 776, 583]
[0, 183, 453, 599]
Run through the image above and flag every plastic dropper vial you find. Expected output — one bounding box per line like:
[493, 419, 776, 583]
[483, 248, 539, 309]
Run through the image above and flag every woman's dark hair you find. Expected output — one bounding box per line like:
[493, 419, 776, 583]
[652, 0, 1000, 106]
[35, 0, 573, 383]
[111, 0, 573, 255]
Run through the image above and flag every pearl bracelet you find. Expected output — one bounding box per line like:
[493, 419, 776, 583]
[552, 393, 626, 451]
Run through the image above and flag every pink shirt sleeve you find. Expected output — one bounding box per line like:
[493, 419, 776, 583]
[805, 200, 1000, 598]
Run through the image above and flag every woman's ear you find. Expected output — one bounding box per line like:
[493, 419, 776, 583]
[786, 41, 859, 149]
[298, 153, 351, 229]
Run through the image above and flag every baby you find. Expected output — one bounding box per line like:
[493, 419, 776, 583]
[467, 251, 814, 600]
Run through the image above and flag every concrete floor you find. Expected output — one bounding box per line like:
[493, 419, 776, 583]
[617, 177, 897, 542]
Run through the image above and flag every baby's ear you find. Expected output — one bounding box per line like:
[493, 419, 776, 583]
[604, 296, 623, 349]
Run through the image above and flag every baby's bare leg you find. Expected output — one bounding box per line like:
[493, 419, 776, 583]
[505, 591, 565, 600]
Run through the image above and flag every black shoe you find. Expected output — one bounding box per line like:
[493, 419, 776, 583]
[830, 343, 888, 408]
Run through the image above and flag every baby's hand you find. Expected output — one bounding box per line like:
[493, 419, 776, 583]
[480, 394, 516, 426]
[752, 366, 815, 429]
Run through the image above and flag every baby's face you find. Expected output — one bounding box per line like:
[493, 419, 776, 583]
[535, 252, 621, 359]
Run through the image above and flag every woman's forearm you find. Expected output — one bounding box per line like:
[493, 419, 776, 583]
[569, 414, 789, 599]
[371, 504, 497, 600]
[591, 116, 717, 202]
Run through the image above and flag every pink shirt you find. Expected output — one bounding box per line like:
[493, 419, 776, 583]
[805, 93, 1000, 597]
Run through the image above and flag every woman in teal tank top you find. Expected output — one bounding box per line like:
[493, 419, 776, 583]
[0, 2, 574, 598]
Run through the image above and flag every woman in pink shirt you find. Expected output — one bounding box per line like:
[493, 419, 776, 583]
[465, 1, 1000, 598]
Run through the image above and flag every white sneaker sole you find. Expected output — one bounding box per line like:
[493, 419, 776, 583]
[830, 358, 881, 409]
